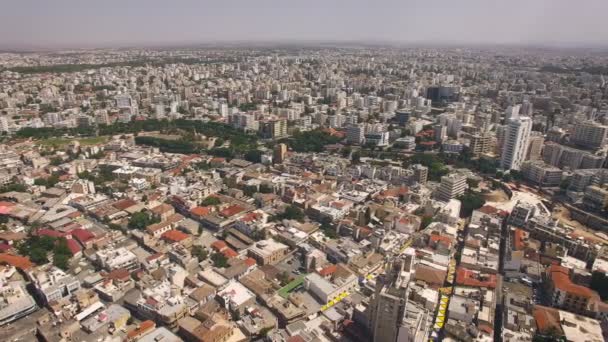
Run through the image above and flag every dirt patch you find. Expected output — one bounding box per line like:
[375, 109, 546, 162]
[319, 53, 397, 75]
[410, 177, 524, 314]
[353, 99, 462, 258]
[483, 189, 509, 203]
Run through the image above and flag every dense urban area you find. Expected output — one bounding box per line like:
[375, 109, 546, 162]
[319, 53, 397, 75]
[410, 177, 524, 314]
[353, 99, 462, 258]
[0, 46, 607, 342]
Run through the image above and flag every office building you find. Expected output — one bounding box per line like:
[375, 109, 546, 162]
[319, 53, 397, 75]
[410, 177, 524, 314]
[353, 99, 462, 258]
[501, 116, 532, 171]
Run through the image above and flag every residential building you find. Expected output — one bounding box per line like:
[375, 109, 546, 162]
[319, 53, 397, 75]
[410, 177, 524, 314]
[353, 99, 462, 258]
[501, 116, 532, 171]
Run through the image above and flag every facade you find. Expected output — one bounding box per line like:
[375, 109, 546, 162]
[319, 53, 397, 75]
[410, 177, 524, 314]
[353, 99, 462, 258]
[436, 173, 467, 202]
[347, 125, 365, 145]
[526, 131, 544, 161]
[260, 119, 287, 139]
[273, 143, 287, 164]
[583, 185, 608, 211]
[545, 265, 599, 315]
[412, 164, 428, 184]
[521, 161, 563, 187]
[501, 116, 532, 171]
[571, 121, 608, 149]
[469, 132, 492, 157]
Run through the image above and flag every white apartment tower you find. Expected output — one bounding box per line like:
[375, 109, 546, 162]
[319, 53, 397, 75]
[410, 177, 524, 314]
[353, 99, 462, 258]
[501, 116, 532, 171]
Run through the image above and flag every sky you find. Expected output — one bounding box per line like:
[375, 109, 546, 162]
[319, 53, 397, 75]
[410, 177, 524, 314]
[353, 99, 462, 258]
[1, 0, 607, 49]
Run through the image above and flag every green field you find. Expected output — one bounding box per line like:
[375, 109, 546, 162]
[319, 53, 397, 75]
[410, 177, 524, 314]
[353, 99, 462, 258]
[278, 274, 306, 298]
[37, 136, 108, 148]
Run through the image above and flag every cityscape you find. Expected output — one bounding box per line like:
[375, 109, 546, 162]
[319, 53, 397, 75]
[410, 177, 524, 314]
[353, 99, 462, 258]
[1, 2, 608, 342]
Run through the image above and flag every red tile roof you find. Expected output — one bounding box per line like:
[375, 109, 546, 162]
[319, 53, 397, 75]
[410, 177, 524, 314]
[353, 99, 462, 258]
[36, 228, 68, 238]
[222, 248, 238, 258]
[70, 228, 95, 244]
[319, 264, 337, 277]
[191, 206, 212, 217]
[244, 257, 257, 267]
[106, 268, 130, 281]
[219, 205, 245, 218]
[455, 267, 497, 288]
[533, 305, 563, 335]
[161, 229, 189, 242]
[113, 199, 137, 210]
[66, 238, 81, 255]
[126, 320, 156, 340]
[0, 253, 33, 270]
[548, 264, 597, 299]
[513, 229, 526, 250]
[211, 240, 228, 251]
[430, 234, 453, 247]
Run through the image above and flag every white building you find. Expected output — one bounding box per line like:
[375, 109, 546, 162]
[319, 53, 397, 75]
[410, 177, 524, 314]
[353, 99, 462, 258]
[436, 173, 467, 202]
[501, 116, 532, 171]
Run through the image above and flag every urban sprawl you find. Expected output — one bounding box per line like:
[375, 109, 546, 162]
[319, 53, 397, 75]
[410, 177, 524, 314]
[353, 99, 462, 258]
[0, 47, 607, 342]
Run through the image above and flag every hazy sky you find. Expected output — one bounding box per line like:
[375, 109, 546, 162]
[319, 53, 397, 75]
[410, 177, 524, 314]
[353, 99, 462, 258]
[1, 0, 607, 48]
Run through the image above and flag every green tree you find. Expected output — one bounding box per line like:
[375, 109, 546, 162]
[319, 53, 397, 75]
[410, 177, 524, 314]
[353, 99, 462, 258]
[192, 245, 209, 262]
[211, 253, 229, 268]
[421, 216, 434, 229]
[458, 191, 486, 218]
[274, 205, 305, 222]
[29, 248, 48, 264]
[128, 211, 159, 230]
[201, 196, 221, 206]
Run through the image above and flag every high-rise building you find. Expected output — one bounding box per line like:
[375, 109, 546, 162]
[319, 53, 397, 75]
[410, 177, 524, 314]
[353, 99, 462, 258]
[469, 132, 492, 157]
[571, 121, 608, 149]
[436, 173, 467, 202]
[545, 126, 565, 143]
[501, 116, 532, 171]
[273, 143, 287, 164]
[394, 109, 411, 126]
[504, 105, 521, 122]
[521, 161, 563, 187]
[95, 110, 110, 125]
[412, 164, 428, 184]
[434, 124, 447, 143]
[425, 86, 459, 103]
[154, 104, 166, 119]
[364, 131, 389, 147]
[260, 119, 287, 139]
[526, 131, 544, 161]
[0, 116, 9, 133]
[521, 101, 534, 116]
[347, 125, 365, 145]
[367, 255, 431, 342]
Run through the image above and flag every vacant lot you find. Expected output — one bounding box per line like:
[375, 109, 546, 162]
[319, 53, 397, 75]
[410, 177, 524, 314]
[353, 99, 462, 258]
[37, 136, 108, 147]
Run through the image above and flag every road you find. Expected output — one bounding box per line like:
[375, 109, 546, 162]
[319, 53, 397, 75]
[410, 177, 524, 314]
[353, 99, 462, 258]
[493, 212, 509, 342]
